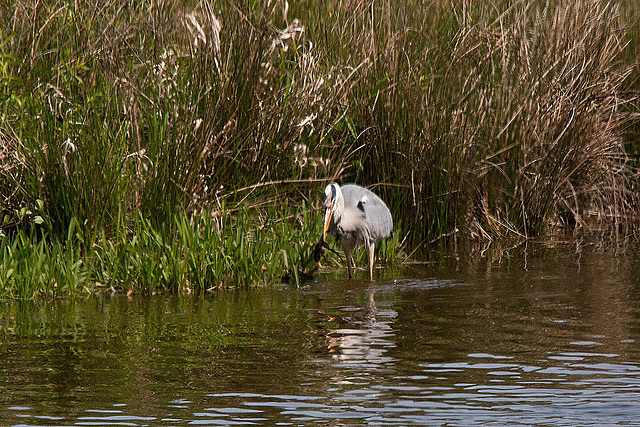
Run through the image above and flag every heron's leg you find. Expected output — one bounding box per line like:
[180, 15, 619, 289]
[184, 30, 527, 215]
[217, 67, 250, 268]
[341, 236, 356, 279]
[345, 248, 354, 279]
[365, 242, 375, 280]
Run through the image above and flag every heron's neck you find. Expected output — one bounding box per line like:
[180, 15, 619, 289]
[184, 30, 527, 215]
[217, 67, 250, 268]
[334, 194, 345, 221]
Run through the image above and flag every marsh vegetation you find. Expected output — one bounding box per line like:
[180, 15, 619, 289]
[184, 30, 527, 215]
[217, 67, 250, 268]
[1, 0, 639, 297]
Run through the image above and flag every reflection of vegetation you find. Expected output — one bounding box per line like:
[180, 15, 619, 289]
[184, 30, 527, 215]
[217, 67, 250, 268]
[1, 1, 639, 295]
[0, 292, 324, 406]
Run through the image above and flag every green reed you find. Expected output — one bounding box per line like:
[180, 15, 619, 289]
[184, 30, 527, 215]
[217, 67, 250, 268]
[0, 219, 91, 299]
[0, 201, 339, 298]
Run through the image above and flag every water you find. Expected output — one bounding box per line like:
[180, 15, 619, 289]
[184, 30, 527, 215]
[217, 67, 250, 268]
[1, 238, 639, 425]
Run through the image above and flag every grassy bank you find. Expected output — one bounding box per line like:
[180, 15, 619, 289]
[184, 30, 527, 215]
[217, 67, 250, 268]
[1, 0, 639, 296]
[0, 203, 328, 298]
[0, 201, 402, 299]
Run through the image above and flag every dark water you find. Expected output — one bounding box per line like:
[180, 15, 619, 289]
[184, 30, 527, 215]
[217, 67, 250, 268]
[1, 238, 640, 426]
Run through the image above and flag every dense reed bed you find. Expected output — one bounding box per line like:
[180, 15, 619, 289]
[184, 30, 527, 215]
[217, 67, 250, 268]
[1, 0, 639, 296]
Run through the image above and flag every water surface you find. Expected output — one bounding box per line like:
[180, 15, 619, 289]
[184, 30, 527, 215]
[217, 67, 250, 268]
[1, 238, 639, 425]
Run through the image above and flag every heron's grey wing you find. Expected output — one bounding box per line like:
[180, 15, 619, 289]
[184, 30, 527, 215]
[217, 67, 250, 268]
[341, 184, 393, 241]
[361, 195, 393, 240]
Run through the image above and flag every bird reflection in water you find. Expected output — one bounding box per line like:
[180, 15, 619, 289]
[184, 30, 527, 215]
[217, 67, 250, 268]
[325, 288, 397, 368]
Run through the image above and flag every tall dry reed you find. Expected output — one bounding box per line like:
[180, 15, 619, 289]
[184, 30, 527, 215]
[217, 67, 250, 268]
[1, 0, 638, 245]
[302, 0, 640, 242]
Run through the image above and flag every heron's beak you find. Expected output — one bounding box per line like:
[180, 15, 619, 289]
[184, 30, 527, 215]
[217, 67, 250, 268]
[322, 204, 334, 241]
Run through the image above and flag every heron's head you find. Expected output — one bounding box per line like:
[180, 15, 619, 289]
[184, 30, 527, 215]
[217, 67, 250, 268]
[322, 183, 341, 241]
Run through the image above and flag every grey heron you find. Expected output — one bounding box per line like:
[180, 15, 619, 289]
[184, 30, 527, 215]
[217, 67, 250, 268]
[322, 183, 393, 280]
